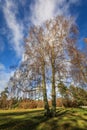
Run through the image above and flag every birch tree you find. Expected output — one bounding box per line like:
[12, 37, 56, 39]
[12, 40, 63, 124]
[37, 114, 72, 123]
[43, 16, 77, 116]
[8, 15, 87, 117]
[24, 26, 50, 116]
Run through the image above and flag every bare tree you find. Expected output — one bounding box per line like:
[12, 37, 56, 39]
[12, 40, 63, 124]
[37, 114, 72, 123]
[8, 15, 87, 117]
[24, 26, 50, 116]
[67, 39, 87, 85]
[43, 16, 77, 116]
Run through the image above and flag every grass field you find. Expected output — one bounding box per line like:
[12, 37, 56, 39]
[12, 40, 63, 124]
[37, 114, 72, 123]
[0, 108, 87, 130]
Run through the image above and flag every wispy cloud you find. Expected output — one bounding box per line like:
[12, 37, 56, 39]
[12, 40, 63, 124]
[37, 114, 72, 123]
[3, 0, 24, 57]
[2, 0, 81, 55]
[0, 63, 5, 70]
[0, 63, 14, 92]
[30, 0, 80, 25]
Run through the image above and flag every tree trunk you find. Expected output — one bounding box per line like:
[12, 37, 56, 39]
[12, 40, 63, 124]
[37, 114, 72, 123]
[42, 63, 50, 116]
[51, 47, 56, 117]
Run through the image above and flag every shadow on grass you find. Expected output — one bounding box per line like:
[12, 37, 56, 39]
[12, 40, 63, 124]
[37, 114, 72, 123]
[0, 110, 48, 130]
[0, 108, 87, 130]
[0, 109, 44, 116]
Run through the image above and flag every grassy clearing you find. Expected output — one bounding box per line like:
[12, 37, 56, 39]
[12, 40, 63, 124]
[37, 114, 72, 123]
[0, 108, 87, 130]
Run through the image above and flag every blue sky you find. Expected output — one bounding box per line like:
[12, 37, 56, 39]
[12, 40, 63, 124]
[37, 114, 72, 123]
[0, 0, 87, 92]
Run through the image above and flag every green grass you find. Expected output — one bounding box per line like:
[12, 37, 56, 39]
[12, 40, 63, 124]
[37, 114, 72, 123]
[0, 108, 87, 130]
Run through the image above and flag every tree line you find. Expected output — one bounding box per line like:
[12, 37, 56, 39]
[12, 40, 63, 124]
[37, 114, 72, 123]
[0, 84, 87, 109]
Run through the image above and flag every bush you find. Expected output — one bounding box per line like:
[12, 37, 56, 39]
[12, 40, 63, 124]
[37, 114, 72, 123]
[37, 100, 44, 108]
[18, 100, 37, 109]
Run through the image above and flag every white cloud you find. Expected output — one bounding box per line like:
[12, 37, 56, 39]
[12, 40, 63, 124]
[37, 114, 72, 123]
[0, 72, 11, 92]
[30, 0, 81, 25]
[0, 63, 14, 92]
[0, 63, 5, 70]
[3, 0, 24, 57]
